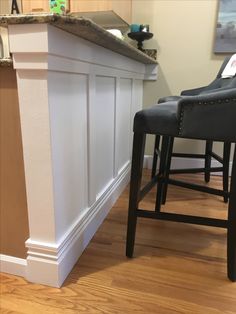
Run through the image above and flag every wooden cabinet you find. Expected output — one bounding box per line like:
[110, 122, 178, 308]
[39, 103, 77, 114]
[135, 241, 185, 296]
[70, 0, 111, 13]
[70, 0, 132, 26]
[0, 0, 11, 14]
[22, 0, 49, 13]
[111, 0, 132, 25]
[0, 0, 22, 14]
[21, 0, 131, 30]
[22, 0, 69, 13]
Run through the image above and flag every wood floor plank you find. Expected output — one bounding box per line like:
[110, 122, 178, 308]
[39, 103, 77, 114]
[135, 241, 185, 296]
[1, 172, 236, 313]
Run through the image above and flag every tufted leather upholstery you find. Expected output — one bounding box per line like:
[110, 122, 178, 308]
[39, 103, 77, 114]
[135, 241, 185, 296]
[127, 57, 236, 282]
[134, 102, 179, 136]
[134, 88, 236, 142]
[135, 56, 236, 141]
[177, 89, 236, 141]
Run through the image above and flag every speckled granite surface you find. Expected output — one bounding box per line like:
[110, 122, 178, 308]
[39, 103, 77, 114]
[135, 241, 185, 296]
[0, 14, 157, 65]
[143, 49, 157, 60]
[0, 57, 13, 67]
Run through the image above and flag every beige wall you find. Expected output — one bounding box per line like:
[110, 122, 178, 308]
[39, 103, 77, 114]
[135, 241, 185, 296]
[132, 0, 229, 156]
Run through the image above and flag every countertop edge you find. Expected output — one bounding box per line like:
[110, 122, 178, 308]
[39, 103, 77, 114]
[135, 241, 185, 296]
[0, 58, 13, 67]
[0, 14, 157, 65]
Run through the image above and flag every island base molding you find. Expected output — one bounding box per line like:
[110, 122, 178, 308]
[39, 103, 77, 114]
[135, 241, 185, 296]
[1, 165, 130, 287]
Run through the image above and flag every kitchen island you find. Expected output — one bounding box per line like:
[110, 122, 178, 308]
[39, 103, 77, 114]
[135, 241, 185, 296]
[0, 14, 157, 287]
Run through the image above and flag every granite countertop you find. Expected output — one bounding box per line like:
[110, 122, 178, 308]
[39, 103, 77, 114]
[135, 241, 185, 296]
[0, 13, 157, 65]
[0, 57, 13, 67]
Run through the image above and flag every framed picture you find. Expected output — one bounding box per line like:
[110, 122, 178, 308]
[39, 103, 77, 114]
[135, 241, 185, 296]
[214, 0, 236, 53]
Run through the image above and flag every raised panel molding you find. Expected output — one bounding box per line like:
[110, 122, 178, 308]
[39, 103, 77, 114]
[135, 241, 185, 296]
[116, 78, 132, 174]
[48, 72, 89, 239]
[16, 69, 57, 243]
[131, 79, 143, 155]
[6, 23, 156, 287]
[92, 76, 115, 199]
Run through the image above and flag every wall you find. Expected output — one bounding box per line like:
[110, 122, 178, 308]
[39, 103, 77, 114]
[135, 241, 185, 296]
[132, 0, 229, 156]
[0, 67, 29, 259]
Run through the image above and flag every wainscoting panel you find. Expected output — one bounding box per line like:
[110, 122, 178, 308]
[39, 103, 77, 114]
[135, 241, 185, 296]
[93, 76, 115, 200]
[48, 71, 89, 241]
[115, 78, 132, 175]
[7, 23, 157, 287]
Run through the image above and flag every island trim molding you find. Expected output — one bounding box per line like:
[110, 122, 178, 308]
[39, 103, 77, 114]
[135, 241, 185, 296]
[3, 21, 157, 287]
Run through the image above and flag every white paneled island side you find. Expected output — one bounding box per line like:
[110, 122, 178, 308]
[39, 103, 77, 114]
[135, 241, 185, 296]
[0, 14, 157, 287]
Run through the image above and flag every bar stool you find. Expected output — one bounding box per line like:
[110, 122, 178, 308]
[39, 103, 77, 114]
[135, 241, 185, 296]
[126, 88, 236, 281]
[152, 56, 235, 205]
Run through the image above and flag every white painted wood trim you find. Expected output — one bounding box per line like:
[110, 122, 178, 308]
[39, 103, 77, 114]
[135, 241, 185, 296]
[114, 77, 120, 178]
[0, 254, 27, 277]
[12, 53, 149, 80]
[87, 73, 96, 207]
[8, 24, 154, 76]
[144, 64, 158, 81]
[7, 22, 152, 288]
[25, 163, 130, 287]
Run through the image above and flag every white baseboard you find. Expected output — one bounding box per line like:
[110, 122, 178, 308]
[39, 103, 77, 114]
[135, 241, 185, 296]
[0, 254, 27, 277]
[25, 163, 130, 287]
[144, 155, 232, 176]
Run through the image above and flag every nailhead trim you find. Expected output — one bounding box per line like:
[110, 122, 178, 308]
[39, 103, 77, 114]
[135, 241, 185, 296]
[178, 96, 236, 136]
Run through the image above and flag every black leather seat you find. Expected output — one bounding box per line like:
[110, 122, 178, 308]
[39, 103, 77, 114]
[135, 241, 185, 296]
[126, 86, 236, 281]
[151, 56, 236, 204]
[136, 89, 236, 140]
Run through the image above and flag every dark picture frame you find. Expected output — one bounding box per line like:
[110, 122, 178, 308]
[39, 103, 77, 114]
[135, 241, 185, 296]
[214, 0, 236, 53]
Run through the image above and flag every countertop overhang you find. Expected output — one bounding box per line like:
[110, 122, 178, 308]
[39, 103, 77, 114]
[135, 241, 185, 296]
[0, 13, 157, 65]
[0, 57, 13, 67]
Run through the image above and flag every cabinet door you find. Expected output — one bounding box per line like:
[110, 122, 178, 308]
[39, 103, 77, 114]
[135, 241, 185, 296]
[70, 0, 111, 13]
[69, 0, 131, 25]
[22, 0, 49, 13]
[112, 0, 132, 24]
[0, 0, 11, 14]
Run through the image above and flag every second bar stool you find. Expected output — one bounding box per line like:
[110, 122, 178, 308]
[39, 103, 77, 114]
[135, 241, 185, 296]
[126, 88, 236, 281]
[151, 56, 236, 206]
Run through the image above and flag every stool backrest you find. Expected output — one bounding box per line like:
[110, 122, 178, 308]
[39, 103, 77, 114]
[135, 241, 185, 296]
[216, 56, 232, 78]
[200, 56, 236, 92]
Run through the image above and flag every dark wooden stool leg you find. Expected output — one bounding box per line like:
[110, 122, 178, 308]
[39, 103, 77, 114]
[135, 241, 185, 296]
[223, 142, 231, 203]
[151, 135, 161, 179]
[204, 140, 213, 183]
[162, 136, 174, 205]
[227, 147, 236, 282]
[126, 132, 146, 258]
[155, 136, 170, 212]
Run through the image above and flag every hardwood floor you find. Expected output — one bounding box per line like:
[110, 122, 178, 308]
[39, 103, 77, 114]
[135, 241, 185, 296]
[1, 171, 236, 313]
